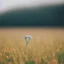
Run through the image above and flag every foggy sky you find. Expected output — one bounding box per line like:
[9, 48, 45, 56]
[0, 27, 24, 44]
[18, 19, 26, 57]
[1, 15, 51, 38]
[0, 0, 64, 13]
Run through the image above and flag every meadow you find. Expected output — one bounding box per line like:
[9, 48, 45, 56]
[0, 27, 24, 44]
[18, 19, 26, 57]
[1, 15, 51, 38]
[0, 28, 64, 64]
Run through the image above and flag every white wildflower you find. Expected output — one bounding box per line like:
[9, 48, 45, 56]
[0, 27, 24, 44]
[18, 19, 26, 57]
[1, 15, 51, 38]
[24, 35, 32, 46]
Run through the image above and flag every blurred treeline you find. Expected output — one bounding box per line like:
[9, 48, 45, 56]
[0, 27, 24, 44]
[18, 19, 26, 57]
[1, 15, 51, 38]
[0, 4, 64, 27]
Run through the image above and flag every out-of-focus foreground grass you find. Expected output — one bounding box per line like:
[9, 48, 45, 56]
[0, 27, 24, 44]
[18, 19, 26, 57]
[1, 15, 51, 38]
[0, 28, 64, 64]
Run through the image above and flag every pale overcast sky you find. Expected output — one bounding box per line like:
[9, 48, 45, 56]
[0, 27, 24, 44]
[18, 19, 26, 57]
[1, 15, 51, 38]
[0, 0, 64, 13]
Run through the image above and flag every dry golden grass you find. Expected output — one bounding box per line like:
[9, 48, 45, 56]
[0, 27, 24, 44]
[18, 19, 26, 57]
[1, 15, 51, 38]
[0, 28, 64, 64]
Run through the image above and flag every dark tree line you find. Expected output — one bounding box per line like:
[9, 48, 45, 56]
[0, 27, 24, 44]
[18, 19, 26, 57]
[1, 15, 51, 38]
[0, 4, 64, 27]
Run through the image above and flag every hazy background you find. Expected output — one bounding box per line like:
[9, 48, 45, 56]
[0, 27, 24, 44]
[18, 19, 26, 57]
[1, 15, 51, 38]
[0, 0, 64, 27]
[0, 0, 64, 13]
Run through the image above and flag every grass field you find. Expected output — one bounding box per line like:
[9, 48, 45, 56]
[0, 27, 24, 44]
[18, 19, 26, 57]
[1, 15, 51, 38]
[0, 28, 64, 64]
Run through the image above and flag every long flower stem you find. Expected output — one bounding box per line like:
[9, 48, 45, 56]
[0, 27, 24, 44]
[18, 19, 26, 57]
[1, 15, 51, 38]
[24, 40, 29, 54]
